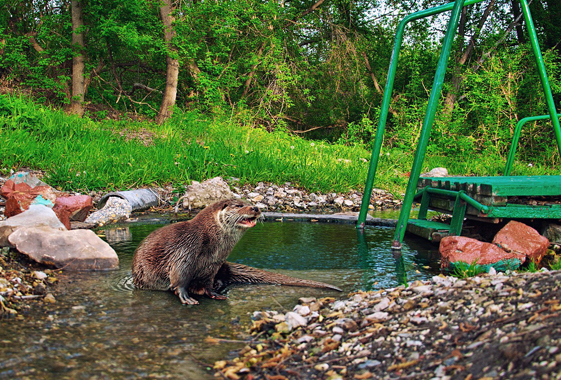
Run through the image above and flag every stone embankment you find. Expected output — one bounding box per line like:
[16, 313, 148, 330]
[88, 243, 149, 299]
[215, 270, 561, 380]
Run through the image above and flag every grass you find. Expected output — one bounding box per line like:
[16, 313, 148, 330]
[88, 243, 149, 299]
[550, 258, 561, 271]
[450, 261, 487, 279]
[0, 94, 407, 194]
[0, 93, 558, 196]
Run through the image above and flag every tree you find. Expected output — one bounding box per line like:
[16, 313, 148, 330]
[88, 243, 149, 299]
[69, 0, 86, 116]
[156, 0, 179, 124]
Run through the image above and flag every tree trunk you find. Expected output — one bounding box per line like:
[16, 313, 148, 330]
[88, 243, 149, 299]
[511, 0, 525, 44]
[156, 0, 179, 125]
[69, 0, 85, 116]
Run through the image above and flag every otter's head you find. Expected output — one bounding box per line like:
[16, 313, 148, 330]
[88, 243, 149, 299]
[214, 199, 262, 230]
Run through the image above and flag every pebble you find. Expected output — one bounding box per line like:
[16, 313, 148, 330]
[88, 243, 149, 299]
[217, 270, 561, 380]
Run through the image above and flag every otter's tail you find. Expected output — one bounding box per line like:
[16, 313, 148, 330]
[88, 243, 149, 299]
[214, 262, 342, 292]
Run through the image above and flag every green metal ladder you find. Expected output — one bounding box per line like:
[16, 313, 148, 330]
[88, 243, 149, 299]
[357, 0, 561, 249]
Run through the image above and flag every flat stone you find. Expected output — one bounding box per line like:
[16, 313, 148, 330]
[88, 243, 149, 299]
[0, 205, 67, 247]
[9, 226, 119, 271]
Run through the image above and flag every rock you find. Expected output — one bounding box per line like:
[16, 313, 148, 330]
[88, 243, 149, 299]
[314, 363, 329, 371]
[8, 226, 119, 271]
[43, 293, 56, 303]
[543, 224, 561, 244]
[422, 167, 448, 177]
[275, 322, 291, 334]
[85, 197, 132, 226]
[373, 297, 391, 311]
[299, 297, 317, 304]
[252, 194, 264, 202]
[7, 172, 49, 187]
[294, 305, 311, 316]
[182, 177, 233, 209]
[0, 205, 67, 247]
[33, 271, 48, 280]
[333, 197, 345, 206]
[492, 221, 549, 265]
[364, 312, 389, 323]
[285, 311, 308, 330]
[440, 236, 526, 270]
[332, 300, 346, 311]
[1, 179, 57, 217]
[53, 195, 93, 230]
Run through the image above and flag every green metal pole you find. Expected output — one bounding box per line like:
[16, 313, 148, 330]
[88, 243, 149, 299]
[357, 0, 484, 229]
[519, 0, 561, 157]
[504, 114, 560, 176]
[392, 0, 466, 249]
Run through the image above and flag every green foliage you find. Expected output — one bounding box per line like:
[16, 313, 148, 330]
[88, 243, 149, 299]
[337, 115, 376, 147]
[550, 258, 561, 271]
[0, 0, 560, 178]
[450, 261, 486, 279]
[521, 260, 539, 273]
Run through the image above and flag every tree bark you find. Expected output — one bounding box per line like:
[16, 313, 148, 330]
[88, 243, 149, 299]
[156, 0, 179, 125]
[511, 0, 525, 44]
[69, 0, 85, 116]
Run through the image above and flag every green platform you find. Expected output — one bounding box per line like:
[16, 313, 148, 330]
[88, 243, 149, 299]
[417, 175, 561, 197]
[407, 175, 561, 241]
[356, 0, 561, 252]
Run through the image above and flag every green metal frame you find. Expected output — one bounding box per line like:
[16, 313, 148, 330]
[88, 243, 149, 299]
[357, 0, 561, 250]
[504, 113, 561, 175]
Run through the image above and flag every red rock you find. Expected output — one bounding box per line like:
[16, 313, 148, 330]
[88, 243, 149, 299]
[439, 236, 526, 269]
[53, 195, 93, 229]
[0, 180, 57, 217]
[492, 221, 549, 265]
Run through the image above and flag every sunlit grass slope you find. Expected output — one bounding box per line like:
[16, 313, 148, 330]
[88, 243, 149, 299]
[0, 95, 553, 196]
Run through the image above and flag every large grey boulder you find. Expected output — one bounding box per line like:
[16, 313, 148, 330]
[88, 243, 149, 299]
[182, 177, 234, 209]
[9, 226, 119, 271]
[0, 205, 66, 247]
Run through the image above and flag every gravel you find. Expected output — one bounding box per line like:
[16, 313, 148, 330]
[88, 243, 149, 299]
[214, 270, 561, 380]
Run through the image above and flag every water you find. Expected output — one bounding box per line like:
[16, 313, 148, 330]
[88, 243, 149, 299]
[0, 218, 440, 379]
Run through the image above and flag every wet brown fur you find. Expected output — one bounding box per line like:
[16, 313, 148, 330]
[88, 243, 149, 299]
[132, 199, 341, 305]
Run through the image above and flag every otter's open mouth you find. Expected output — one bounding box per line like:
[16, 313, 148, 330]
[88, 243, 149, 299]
[237, 217, 258, 228]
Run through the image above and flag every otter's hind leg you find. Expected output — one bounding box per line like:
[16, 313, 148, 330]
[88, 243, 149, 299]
[169, 267, 199, 305]
[174, 286, 199, 305]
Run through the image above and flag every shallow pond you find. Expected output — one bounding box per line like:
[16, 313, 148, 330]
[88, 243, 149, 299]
[0, 218, 440, 379]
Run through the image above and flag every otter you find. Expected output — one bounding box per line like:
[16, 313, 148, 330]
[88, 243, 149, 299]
[132, 199, 341, 305]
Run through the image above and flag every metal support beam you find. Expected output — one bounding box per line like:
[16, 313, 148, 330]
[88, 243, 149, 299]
[391, 0, 467, 250]
[357, 0, 485, 229]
